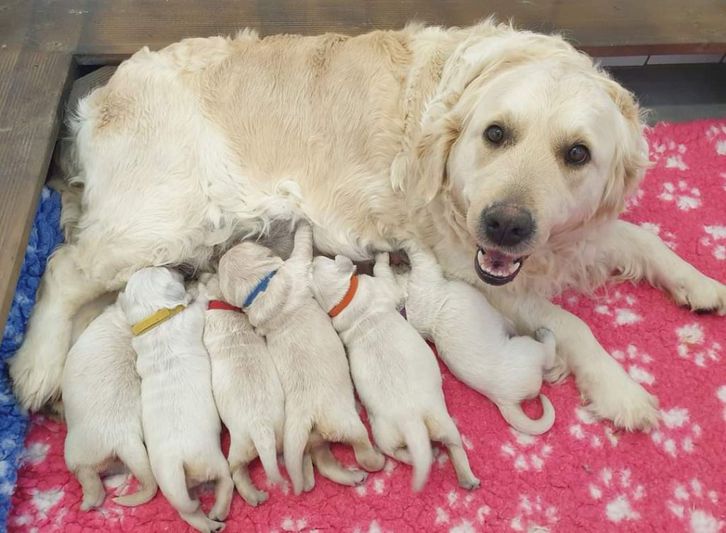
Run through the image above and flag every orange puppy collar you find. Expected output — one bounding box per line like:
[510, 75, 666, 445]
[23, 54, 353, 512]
[328, 275, 358, 318]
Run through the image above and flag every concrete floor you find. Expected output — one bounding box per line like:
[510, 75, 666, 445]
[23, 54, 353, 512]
[610, 63, 726, 123]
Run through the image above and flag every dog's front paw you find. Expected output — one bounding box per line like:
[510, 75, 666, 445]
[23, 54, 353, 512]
[668, 273, 726, 315]
[9, 343, 64, 411]
[581, 371, 659, 431]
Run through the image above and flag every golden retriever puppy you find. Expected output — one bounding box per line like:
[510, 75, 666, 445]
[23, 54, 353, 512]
[62, 300, 156, 510]
[14, 21, 725, 433]
[218, 223, 385, 495]
[310, 252, 479, 491]
[120, 267, 233, 533]
[200, 273, 285, 506]
[402, 244, 557, 435]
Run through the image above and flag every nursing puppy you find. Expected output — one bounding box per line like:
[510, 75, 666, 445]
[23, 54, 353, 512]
[62, 300, 156, 510]
[119, 267, 233, 532]
[403, 245, 557, 435]
[201, 273, 284, 505]
[310, 252, 479, 491]
[218, 223, 385, 495]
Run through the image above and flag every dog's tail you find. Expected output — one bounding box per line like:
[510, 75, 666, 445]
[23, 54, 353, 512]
[113, 439, 158, 507]
[154, 459, 199, 515]
[283, 417, 312, 495]
[402, 419, 433, 492]
[497, 394, 556, 436]
[251, 425, 283, 485]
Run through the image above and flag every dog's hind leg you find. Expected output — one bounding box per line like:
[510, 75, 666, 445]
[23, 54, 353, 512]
[10, 245, 106, 411]
[113, 439, 157, 506]
[321, 414, 385, 472]
[311, 444, 367, 486]
[156, 460, 223, 532]
[208, 458, 234, 521]
[228, 436, 268, 506]
[76, 466, 105, 510]
[426, 411, 479, 490]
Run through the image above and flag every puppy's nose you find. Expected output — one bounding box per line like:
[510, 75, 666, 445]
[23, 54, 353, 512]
[480, 204, 534, 246]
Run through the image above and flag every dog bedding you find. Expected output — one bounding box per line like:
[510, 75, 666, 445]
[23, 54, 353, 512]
[3, 119, 725, 532]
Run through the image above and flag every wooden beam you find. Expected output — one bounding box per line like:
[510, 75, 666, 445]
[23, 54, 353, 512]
[0, 50, 75, 331]
[1, 0, 725, 60]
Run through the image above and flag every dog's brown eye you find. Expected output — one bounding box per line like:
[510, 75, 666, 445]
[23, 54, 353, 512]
[565, 144, 590, 165]
[484, 125, 505, 145]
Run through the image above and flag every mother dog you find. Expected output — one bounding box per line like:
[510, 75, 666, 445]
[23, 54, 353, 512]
[11, 20, 725, 430]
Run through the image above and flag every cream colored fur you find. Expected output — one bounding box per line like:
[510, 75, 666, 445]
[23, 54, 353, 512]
[62, 300, 157, 510]
[10, 21, 725, 432]
[200, 274, 285, 506]
[119, 267, 233, 533]
[310, 252, 479, 491]
[403, 245, 557, 435]
[218, 223, 384, 495]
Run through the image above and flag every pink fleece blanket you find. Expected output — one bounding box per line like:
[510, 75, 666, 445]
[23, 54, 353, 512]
[8, 119, 726, 532]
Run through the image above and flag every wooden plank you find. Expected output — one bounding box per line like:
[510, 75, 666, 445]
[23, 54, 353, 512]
[1, 0, 725, 60]
[0, 50, 75, 331]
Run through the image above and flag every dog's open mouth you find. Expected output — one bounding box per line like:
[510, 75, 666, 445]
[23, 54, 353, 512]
[474, 247, 526, 285]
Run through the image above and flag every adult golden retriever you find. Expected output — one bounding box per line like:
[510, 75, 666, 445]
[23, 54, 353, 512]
[11, 20, 725, 430]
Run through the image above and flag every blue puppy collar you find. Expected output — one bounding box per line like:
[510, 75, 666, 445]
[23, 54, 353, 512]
[243, 270, 278, 308]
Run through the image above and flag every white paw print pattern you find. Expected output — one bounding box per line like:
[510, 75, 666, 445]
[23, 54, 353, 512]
[612, 344, 655, 386]
[700, 225, 726, 261]
[658, 180, 702, 211]
[280, 516, 308, 532]
[705, 124, 726, 156]
[651, 139, 689, 170]
[509, 494, 558, 532]
[588, 468, 645, 524]
[666, 479, 723, 533]
[355, 457, 397, 497]
[500, 429, 553, 472]
[434, 489, 491, 530]
[718, 386, 726, 422]
[593, 290, 642, 326]
[676, 323, 722, 368]
[624, 188, 645, 210]
[640, 222, 677, 250]
[569, 406, 620, 449]
[650, 407, 702, 457]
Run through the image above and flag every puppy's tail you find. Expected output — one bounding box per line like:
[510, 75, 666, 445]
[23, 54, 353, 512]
[497, 395, 556, 436]
[402, 419, 433, 492]
[283, 417, 312, 495]
[154, 459, 199, 515]
[113, 439, 158, 507]
[251, 426, 283, 485]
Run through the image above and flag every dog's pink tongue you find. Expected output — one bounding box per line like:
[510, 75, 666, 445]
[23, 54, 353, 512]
[483, 250, 513, 269]
[478, 248, 520, 277]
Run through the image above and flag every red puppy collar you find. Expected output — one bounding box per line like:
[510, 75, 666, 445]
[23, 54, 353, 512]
[208, 300, 242, 312]
[328, 275, 359, 318]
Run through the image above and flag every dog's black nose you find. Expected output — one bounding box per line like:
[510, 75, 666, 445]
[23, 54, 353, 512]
[480, 205, 534, 246]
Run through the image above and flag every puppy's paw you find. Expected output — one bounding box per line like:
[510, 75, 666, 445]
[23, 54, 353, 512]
[668, 274, 726, 315]
[543, 354, 570, 384]
[582, 371, 659, 431]
[458, 475, 481, 491]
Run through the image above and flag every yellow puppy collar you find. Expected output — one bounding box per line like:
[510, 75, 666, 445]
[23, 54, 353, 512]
[131, 304, 186, 336]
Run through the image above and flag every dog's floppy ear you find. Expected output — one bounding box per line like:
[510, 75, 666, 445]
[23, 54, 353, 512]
[597, 76, 651, 218]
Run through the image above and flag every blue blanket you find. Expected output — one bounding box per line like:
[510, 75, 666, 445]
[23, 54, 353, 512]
[0, 187, 63, 527]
